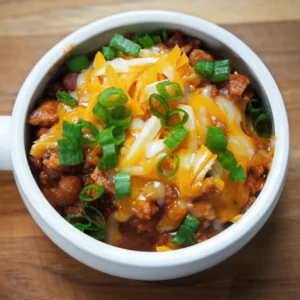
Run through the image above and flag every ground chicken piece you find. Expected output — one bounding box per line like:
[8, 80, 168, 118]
[164, 31, 184, 48]
[135, 202, 159, 220]
[189, 199, 216, 221]
[202, 177, 224, 198]
[249, 165, 264, 178]
[189, 49, 214, 67]
[127, 217, 158, 233]
[165, 185, 179, 203]
[29, 156, 43, 171]
[39, 171, 49, 185]
[36, 127, 49, 138]
[43, 152, 63, 179]
[246, 174, 266, 195]
[28, 99, 58, 127]
[219, 74, 250, 102]
[91, 168, 115, 194]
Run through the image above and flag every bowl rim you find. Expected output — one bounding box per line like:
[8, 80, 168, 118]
[12, 10, 289, 268]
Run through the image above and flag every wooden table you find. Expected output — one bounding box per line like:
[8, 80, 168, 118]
[0, 1, 299, 299]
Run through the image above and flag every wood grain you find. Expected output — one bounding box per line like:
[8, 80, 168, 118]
[0, 2, 300, 299]
[1, 0, 300, 36]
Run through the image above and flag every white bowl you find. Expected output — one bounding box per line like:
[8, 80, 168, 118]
[0, 10, 289, 280]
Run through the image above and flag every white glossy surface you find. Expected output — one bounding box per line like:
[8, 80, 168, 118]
[0, 116, 13, 170]
[3, 11, 289, 280]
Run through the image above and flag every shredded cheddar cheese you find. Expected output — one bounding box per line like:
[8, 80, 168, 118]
[29, 44, 271, 229]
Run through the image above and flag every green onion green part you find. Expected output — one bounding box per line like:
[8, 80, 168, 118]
[228, 165, 247, 182]
[102, 47, 118, 61]
[108, 106, 132, 129]
[161, 108, 189, 130]
[212, 59, 231, 83]
[206, 126, 227, 153]
[62, 120, 82, 140]
[58, 138, 83, 166]
[149, 93, 169, 119]
[194, 60, 215, 78]
[101, 143, 119, 169]
[65, 55, 90, 73]
[93, 102, 110, 123]
[79, 184, 105, 201]
[109, 34, 141, 57]
[115, 172, 131, 198]
[218, 149, 238, 170]
[137, 33, 155, 48]
[246, 98, 264, 114]
[164, 126, 190, 150]
[79, 119, 100, 147]
[56, 91, 78, 107]
[97, 126, 125, 146]
[172, 215, 200, 245]
[156, 81, 183, 100]
[157, 153, 180, 178]
[66, 205, 105, 240]
[254, 113, 272, 137]
[98, 87, 128, 107]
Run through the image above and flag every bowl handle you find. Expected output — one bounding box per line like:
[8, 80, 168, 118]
[0, 116, 13, 171]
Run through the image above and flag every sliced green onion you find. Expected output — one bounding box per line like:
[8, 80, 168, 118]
[109, 34, 141, 57]
[58, 121, 83, 165]
[194, 60, 215, 78]
[164, 126, 190, 150]
[102, 47, 118, 61]
[246, 98, 264, 114]
[212, 59, 231, 83]
[158, 29, 168, 41]
[79, 119, 99, 146]
[101, 143, 119, 169]
[156, 81, 183, 100]
[172, 215, 200, 245]
[108, 106, 132, 129]
[66, 214, 92, 232]
[137, 33, 155, 48]
[228, 165, 247, 182]
[83, 205, 105, 229]
[254, 113, 272, 137]
[98, 159, 107, 170]
[98, 87, 128, 107]
[152, 34, 162, 44]
[157, 153, 180, 178]
[149, 93, 169, 119]
[66, 205, 105, 240]
[62, 120, 82, 140]
[65, 55, 90, 73]
[218, 149, 238, 170]
[115, 172, 131, 198]
[56, 91, 77, 107]
[58, 138, 83, 166]
[93, 102, 110, 123]
[161, 108, 189, 129]
[79, 184, 105, 201]
[206, 126, 227, 153]
[97, 126, 125, 146]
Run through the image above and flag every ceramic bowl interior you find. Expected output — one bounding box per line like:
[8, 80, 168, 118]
[12, 12, 288, 280]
